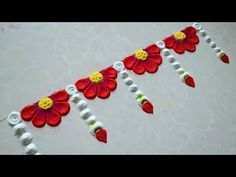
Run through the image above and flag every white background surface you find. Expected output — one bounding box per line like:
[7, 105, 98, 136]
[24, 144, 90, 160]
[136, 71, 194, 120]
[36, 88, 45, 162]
[0, 22, 236, 154]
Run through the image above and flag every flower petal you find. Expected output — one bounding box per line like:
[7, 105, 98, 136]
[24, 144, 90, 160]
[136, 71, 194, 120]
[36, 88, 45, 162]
[52, 102, 70, 115]
[75, 78, 91, 92]
[163, 36, 175, 48]
[182, 42, 196, 52]
[103, 78, 117, 91]
[46, 109, 62, 127]
[133, 61, 145, 75]
[144, 44, 160, 54]
[186, 35, 199, 44]
[144, 60, 159, 73]
[101, 66, 117, 79]
[32, 110, 47, 128]
[123, 55, 137, 69]
[173, 42, 185, 54]
[97, 84, 111, 99]
[182, 26, 196, 36]
[149, 55, 162, 65]
[21, 103, 38, 121]
[83, 83, 98, 99]
[50, 90, 69, 102]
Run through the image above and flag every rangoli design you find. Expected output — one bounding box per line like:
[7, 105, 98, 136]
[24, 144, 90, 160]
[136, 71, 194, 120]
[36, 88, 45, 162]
[6, 22, 230, 154]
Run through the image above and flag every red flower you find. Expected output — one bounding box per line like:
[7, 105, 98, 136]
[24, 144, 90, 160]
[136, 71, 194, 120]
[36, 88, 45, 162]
[20, 90, 70, 128]
[75, 66, 118, 99]
[163, 26, 199, 54]
[123, 44, 162, 75]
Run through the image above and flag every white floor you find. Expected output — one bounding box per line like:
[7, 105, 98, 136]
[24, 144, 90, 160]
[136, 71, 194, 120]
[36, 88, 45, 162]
[0, 22, 236, 154]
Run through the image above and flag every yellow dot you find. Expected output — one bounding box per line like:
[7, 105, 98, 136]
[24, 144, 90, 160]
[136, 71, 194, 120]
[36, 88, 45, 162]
[89, 72, 103, 83]
[174, 31, 186, 41]
[38, 97, 53, 110]
[134, 49, 148, 61]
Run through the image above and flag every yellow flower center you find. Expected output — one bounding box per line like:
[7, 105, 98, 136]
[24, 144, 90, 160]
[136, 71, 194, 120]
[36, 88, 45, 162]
[174, 31, 186, 41]
[38, 97, 53, 110]
[134, 49, 148, 61]
[89, 72, 103, 83]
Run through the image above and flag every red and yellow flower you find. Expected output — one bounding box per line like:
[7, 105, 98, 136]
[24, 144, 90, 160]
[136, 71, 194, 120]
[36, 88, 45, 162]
[123, 44, 162, 75]
[20, 90, 70, 127]
[75, 66, 118, 99]
[163, 26, 199, 54]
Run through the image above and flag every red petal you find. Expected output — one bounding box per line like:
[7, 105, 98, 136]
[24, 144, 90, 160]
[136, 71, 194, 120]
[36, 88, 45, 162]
[95, 128, 107, 143]
[46, 109, 62, 127]
[32, 110, 47, 128]
[182, 42, 196, 52]
[97, 84, 111, 99]
[144, 44, 160, 54]
[144, 60, 159, 73]
[133, 61, 145, 75]
[103, 78, 117, 91]
[182, 26, 196, 36]
[220, 53, 230, 64]
[83, 83, 97, 99]
[163, 36, 175, 48]
[149, 54, 162, 65]
[21, 103, 38, 121]
[75, 78, 91, 92]
[142, 101, 153, 114]
[186, 35, 199, 44]
[173, 42, 185, 54]
[101, 66, 117, 79]
[50, 90, 69, 102]
[123, 55, 137, 69]
[184, 76, 195, 88]
[52, 102, 70, 115]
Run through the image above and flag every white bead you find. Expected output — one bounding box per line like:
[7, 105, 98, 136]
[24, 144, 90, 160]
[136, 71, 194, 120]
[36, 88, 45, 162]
[213, 47, 221, 53]
[113, 61, 125, 72]
[128, 84, 138, 93]
[13, 123, 26, 136]
[171, 61, 181, 70]
[210, 41, 216, 49]
[161, 49, 171, 56]
[25, 143, 38, 155]
[204, 36, 211, 43]
[120, 70, 129, 79]
[70, 93, 82, 103]
[7, 111, 21, 126]
[89, 121, 103, 135]
[76, 100, 88, 111]
[20, 132, 33, 145]
[65, 85, 78, 95]
[192, 22, 202, 31]
[156, 41, 165, 49]
[80, 108, 92, 119]
[199, 30, 207, 37]
[124, 77, 133, 86]
[179, 72, 189, 82]
[167, 55, 175, 63]
[134, 90, 143, 98]
[176, 68, 185, 74]
[136, 96, 148, 106]
[85, 115, 97, 124]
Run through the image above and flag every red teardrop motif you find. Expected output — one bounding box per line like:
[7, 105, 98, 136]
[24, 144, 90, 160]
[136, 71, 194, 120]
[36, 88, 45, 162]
[95, 128, 107, 143]
[142, 101, 154, 114]
[184, 76, 195, 88]
[220, 53, 229, 64]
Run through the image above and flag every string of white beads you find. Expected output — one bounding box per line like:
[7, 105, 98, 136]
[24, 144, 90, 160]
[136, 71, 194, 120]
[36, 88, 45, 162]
[156, 41, 190, 83]
[7, 112, 40, 155]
